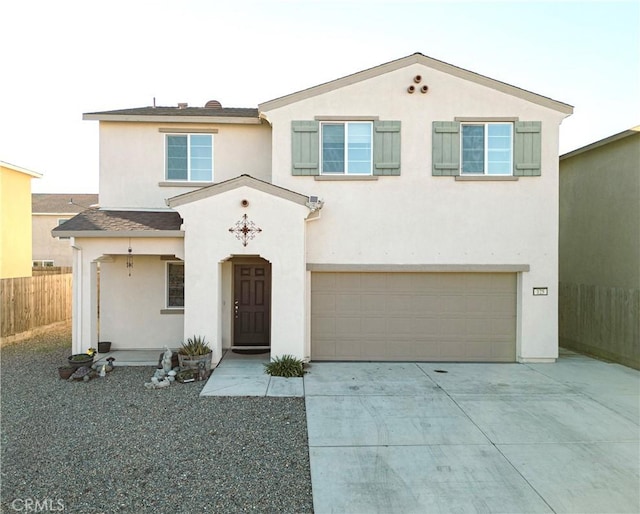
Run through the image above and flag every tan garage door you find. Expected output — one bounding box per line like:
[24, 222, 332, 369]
[311, 272, 516, 362]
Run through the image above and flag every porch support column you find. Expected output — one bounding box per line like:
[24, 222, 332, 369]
[71, 243, 83, 354]
[71, 242, 98, 354]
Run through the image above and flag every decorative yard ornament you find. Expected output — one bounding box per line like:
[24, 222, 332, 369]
[228, 214, 262, 247]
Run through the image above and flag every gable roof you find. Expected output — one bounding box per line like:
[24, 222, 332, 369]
[83, 106, 260, 124]
[0, 160, 43, 179]
[259, 52, 574, 115]
[167, 174, 310, 208]
[32, 193, 99, 214]
[52, 209, 183, 238]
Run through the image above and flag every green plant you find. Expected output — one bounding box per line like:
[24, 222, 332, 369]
[264, 355, 306, 378]
[178, 336, 211, 356]
[70, 353, 93, 362]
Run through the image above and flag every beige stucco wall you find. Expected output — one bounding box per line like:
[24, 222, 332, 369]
[32, 214, 74, 266]
[263, 62, 569, 362]
[559, 131, 639, 368]
[70, 237, 184, 353]
[174, 185, 310, 364]
[98, 121, 272, 209]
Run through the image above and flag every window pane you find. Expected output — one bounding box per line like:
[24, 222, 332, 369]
[167, 135, 188, 180]
[190, 134, 212, 181]
[462, 125, 484, 173]
[167, 263, 184, 307]
[322, 124, 345, 173]
[347, 123, 372, 174]
[487, 124, 512, 175]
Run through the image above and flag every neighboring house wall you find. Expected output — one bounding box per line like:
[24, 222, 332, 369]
[0, 162, 41, 278]
[559, 128, 640, 369]
[98, 122, 272, 209]
[32, 194, 99, 267]
[262, 60, 569, 361]
[32, 214, 73, 266]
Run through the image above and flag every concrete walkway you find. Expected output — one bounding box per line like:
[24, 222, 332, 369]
[202, 349, 639, 513]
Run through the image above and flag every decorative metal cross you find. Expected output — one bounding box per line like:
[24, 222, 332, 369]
[228, 214, 262, 247]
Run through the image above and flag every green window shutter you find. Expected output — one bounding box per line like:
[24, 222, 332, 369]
[432, 121, 460, 176]
[514, 121, 542, 176]
[291, 121, 319, 176]
[373, 120, 401, 176]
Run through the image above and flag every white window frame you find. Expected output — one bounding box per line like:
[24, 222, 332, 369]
[165, 261, 185, 309]
[460, 122, 513, 176]
[33, 260, 54, 267]
[320, 121, 373, 175]
[57, 218, 70, 239]
[165, 133, 214, 182]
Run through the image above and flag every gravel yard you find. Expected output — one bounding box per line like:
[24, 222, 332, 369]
[0, 325, 314, 513]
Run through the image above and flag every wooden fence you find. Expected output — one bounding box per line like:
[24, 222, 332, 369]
[32, 266, 72, 276]
[559, 282, 640, 370]
[0, 273, 72, 341]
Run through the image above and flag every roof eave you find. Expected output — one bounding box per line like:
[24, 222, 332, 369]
[167, 175, 309, 208]
[82, 114, 262, 125]
[561, 126, 640, 160]
[259, 52, 573, 115]
[52, 230, 185, 238]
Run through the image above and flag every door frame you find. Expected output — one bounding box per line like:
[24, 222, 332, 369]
[230, 256, 272, 350]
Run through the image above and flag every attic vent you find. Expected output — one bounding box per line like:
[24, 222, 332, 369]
[177, 102, 188, 109]
[205, 100, 222, 109]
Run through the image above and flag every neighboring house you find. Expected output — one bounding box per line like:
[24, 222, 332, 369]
[54, 53, 573, 364]
[559, 127, 640, 369]
[32, 194, 98, 267]
[0, 161, 42, 278]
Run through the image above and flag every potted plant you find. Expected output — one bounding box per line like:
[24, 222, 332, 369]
[177, 336, 212, 375]
[67, 347, 96, 369]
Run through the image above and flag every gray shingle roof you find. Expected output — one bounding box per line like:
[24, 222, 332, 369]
[52, 209, 183, 234]
[32, 193, 99, 213]
[84, 106, 259, 118]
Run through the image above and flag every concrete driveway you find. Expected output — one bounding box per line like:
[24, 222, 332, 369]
[304, 350, 640, 514]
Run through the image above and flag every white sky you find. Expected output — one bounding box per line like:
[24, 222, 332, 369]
[1, 0, 638, 193]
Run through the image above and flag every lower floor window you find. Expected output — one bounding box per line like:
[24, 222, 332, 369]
[167, 262, 184, 308]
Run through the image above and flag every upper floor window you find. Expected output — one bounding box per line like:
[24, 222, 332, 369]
[432, 120, 541, 177]
[166, 134, 213, 181]
[461, 123, 513, 175]
[292, 119, 400, 177]
[321, 122, 373, 174]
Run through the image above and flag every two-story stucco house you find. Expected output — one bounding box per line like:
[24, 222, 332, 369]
[54, 53, 573, 365]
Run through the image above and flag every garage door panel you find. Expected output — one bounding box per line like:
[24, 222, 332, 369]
[311, 272, 516, 362]
[311, 293, 336, 314]
[335, 294, 361, 312]
[359, 273, 388, 291]
[361, 317, 387, 335]
[335, 317, 362, 337]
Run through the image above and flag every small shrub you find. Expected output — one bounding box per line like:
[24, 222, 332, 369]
[178, 336, 211, 356]
[264, 355, 305, 378]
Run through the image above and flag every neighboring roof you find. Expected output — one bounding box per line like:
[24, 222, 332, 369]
[83, 106, 261, 124]
[32, 193, 99, 214]
[0, 160, 43, 179]
[167, 174, 310, 208]
[259, 52, 574, 115]
[561, 126, 640, 160]
[52, 208, 183, 238]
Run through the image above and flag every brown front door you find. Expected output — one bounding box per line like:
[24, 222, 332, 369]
[233, 261, 271, 347]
